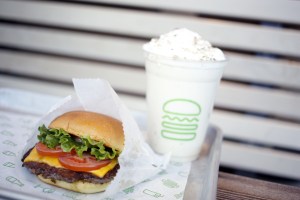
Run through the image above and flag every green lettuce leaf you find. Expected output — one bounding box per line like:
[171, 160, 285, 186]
[37, 125, 119, 160]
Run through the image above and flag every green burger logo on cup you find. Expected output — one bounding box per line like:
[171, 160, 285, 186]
[161, 99, 201, 141]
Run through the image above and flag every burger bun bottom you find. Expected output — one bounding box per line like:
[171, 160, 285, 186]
[38, 175, 110, 194]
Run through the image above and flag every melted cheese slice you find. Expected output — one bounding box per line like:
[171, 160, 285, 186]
[24, 147, 118, 178]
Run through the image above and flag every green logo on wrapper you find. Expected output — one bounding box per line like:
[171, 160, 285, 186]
[123, 186, 135, 194]
[0, 130, 14, 136]
[3, 162, 15, 168]
[2, 140, 17, 146]
[143, 189, 164, 198]
[161, 99, 201, 141]
[2, 150, 16, 157]
[62, 191, 81, 200]
[6, 176, 24, 187]
[162, 179, 179, 188]
[174, 191, 184, 199]
[34, 184, 56, 193]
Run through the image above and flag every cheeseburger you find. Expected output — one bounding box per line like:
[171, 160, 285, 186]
[22, 111, 124, 193]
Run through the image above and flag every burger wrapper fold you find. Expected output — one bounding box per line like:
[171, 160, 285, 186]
[22, 78, 170, 198]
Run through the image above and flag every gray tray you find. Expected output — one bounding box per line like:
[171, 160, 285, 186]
[0, 88, 222, 200]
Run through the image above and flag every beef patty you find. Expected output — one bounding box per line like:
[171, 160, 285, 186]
[23, 161, 119, 184]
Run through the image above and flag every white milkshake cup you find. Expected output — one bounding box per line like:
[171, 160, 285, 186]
[144, 45, 226, 162]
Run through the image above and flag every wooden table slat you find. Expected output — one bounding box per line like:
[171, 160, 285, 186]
[217, 172, 300, 200]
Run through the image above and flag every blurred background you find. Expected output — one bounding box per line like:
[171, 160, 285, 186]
[0, 0, 299, 186]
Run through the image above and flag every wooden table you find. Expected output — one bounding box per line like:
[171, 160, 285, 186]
[217, 172, 300, 200]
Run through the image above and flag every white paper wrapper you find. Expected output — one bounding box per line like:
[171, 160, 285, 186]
[21, 79, 169, 198]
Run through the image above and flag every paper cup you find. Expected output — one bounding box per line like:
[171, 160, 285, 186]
[144, 52, 226, 162]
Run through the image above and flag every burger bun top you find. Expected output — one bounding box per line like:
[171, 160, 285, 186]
[49, 111, 124, 151]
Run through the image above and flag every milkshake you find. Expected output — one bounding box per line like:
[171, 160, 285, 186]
[143, 28, 226, 162]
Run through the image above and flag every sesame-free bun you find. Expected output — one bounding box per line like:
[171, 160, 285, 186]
[49, 111, 124, 151]
[38, 175, 110, 193]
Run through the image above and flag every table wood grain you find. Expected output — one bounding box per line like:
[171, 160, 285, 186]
[217, 172, 300, 200]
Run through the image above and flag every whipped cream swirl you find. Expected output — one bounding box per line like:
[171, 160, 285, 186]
[143, 28, 225, 61]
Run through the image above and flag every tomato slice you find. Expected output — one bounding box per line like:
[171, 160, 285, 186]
[58, 154, 111, 172]
[36, 142, 67, 157]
